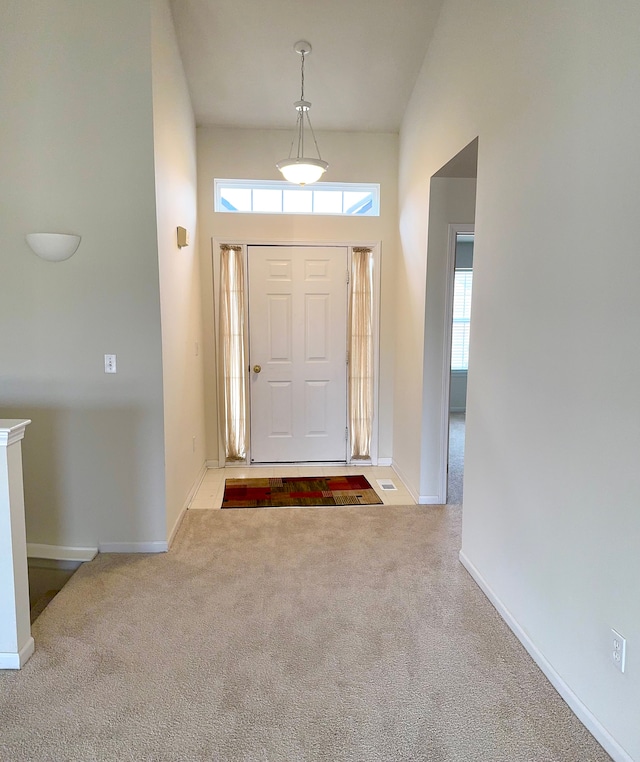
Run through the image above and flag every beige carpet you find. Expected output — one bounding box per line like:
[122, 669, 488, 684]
[447, 412, 465, 504]
[0, 505, 610, 761]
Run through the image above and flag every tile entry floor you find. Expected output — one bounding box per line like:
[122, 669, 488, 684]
[188, 465, 416, 510]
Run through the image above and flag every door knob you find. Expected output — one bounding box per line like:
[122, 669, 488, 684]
[253, 364, 262, 374]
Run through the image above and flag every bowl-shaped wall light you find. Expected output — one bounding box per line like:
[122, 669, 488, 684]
[25, 233, 81, 262]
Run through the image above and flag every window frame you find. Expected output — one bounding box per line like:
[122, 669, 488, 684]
[214, 179, 380, 217]
[450, 267, 473, 372]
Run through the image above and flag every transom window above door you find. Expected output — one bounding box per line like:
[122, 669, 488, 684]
[215, 179, 380, 216]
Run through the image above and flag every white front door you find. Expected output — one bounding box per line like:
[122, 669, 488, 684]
[248, 245, 348, 463]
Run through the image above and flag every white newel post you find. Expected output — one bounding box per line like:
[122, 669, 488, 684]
[0, 419, 33, 669]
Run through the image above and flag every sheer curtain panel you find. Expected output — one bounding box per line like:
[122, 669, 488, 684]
[349, 248, 374, 460]
[220, 245, 247, 461]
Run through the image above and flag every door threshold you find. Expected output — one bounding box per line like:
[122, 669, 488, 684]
[248, 461, 349, 466]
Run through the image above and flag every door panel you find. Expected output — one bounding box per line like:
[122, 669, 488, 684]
[248, 245, 348, 462]
[305, 380, 330, 436]
[266, 295, 292, 360]
[268, 382, 293, 437]
[305, 294, 330, 360]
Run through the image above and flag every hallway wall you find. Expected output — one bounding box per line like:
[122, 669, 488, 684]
[196, 127, 400, 465]
[396, 1, 640, 758]
[0, 0, 167, 549]
[151, 0, 207, 539]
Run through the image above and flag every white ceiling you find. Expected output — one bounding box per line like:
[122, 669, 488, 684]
[169, 0, 445, 132]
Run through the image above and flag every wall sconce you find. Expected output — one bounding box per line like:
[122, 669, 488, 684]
[25, 233, 81, 262]
[177, 226, 189, 248]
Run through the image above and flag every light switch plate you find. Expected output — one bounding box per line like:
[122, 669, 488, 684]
[104, 354, 117, 374]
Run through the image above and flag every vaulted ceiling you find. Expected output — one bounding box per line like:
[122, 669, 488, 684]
[169, 0, 444, 132]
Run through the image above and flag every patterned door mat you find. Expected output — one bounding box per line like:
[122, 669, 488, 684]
[221, 475, 383, 509]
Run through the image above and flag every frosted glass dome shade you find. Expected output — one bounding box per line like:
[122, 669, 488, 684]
[26, 233, 81, 262]
[276, 158, 328, 185]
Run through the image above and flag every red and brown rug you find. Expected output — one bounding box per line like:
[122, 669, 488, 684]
[221, 475, 383, 509]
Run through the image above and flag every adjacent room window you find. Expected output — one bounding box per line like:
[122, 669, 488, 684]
[451, 269, 473, 370]
[215, 179, 380, 216]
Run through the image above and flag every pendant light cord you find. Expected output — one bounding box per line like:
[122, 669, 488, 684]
[279, 41, 328, 174]
[299, 52, 305, 157]
[300, 49, 324, 161]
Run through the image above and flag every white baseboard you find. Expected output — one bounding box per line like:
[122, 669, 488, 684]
[167, 463, 208, 549]
[390, 461, 421, 503]
[418, 495, 442, 505]
[459, 551, 634, 762]
[27, 544, 98, 562]
[376, 457, 392, 466]
[98, 541, 168, 553]
[0, 637, 34, 670]
[186, 463, 208, 509]
[99, 465, 209, 555]
[390, 461, 445, 505]
[206, 459, 220, 469]
[167, 506, 187, 550]
[167, 465, 201, 550]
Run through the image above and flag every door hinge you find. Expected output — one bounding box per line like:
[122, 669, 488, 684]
[345, 427, 348, 441]
[346, 269, 350, 285]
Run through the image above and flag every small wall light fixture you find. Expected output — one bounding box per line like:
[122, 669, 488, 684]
[276, 41, 328, 186]
[177, 226, 189, 248]
[25, 233, 81, 262]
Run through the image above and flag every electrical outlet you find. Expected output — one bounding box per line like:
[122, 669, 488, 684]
[104, 354, 117, 374]
[612, 628, 626, 673]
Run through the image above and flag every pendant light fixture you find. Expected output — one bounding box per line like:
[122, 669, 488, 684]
[276, 41, 328, 185]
